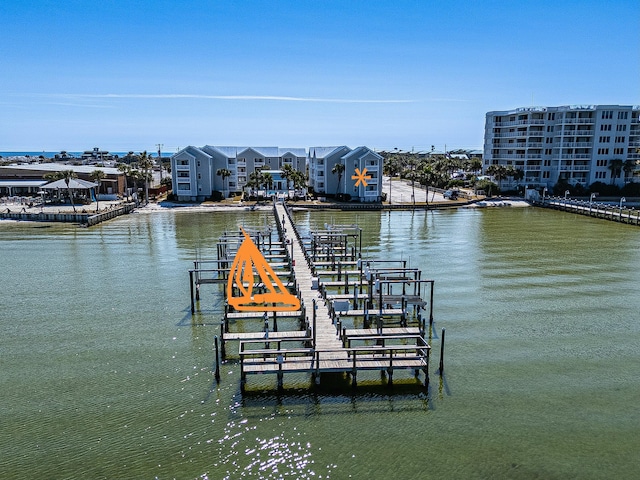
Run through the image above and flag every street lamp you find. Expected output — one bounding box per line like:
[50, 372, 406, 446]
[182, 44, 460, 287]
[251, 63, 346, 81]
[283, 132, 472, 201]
[619, 197, 626, 209]
[564, 190, 570, 200]
[542, 187, 547, 203]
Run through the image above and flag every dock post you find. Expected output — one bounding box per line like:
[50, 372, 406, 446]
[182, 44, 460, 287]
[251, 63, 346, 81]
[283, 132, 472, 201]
[189, 270, 195, 314]
[224, 303, 229, 333]
[344, 272, 349, 294]
[312, 299, 317, 347]
[220, 322, 226, 360]
[273, 309, 278, 332]
[424, 343, 430, 388]
[337, 261, 342, 281]
[429, 281, 434, 326]
[214, 336, 221, 383]
[277, 358, 284, 390]
[352, 354, 357, 388]
[353, 286, 358, 309]
[439, 328, 445, 375]
[195, 282, 200, 301]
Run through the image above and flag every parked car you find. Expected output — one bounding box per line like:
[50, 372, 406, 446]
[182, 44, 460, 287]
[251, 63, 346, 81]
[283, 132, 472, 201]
[443, 189, 459, 200]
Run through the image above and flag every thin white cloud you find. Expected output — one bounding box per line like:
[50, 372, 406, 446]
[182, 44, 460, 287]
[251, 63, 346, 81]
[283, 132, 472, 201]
[44, 93, 415, 104]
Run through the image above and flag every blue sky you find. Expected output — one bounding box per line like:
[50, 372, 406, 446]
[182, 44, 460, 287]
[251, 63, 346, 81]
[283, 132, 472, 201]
[1, 0, 638, 153]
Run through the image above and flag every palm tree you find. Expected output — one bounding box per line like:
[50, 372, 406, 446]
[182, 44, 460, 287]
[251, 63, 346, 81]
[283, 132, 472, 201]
[117, 163, 131, 200]
[383, 153, 403, 204]
[216, 168, 232, 198]
[486, 164, 508, 187]
[622, 160, 636, 184]
[261, 171, 273, 191]
[608, 159, 624, 185]
[137, 151, 154, 204]
[418, 164, 437, 206]
[89, 169, 106, 212]
[280, 164, 296, 194]
[61, 170, 78, 212]
[468, 158, 483, 175]
[331, 162, 345, 196]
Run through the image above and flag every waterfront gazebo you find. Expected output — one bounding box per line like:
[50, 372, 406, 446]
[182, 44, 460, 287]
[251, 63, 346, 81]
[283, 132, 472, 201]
[41, 178, 98, 203]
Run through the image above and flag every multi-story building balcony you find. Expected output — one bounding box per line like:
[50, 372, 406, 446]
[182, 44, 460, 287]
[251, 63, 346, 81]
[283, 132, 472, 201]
[555, 142, 593, 148]
[557, 117, 595, 124]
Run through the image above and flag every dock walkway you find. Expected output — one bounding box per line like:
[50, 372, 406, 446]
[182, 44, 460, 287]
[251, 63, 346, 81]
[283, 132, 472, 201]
[234, 203, 430, 390]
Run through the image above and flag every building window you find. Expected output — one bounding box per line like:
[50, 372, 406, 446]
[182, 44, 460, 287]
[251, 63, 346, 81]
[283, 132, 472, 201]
[197, 161, 201, 167]
[602, 111, 613, 119]
[598, 136, 610, 143]
[596, 159, 607, 166]
[197, 173, 201, 179]
[600, 124, 612, 131]
[615, 136, 625, 143]
[545, 148, 552, 155]
[548, 113, 555, 121]
[595, 171, 607, 179]
[614, 148, 625, 155]
[618, 111, 628, 120]
[542, 171, 550, 178]
[178, 183, 190, 191]
[178, 171, 189, 178]
[616, 125, 627, 132]
[597, 148, 609, 155]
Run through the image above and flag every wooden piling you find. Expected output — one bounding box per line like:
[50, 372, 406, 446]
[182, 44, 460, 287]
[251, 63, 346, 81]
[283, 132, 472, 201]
[189, 270, 195, 314]
[439, 328, 445, 375]
[214, 336, 221, 383]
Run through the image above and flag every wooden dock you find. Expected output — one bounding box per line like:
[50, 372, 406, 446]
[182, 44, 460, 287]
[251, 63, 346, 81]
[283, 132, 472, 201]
[194, 201, 435, 391]
[231, 203, 431, 390]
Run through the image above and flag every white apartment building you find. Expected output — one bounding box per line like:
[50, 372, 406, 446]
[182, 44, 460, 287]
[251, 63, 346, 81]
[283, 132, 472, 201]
[171, 146, 306, 202]
[308, 146, 384, 202]
[484, 105, 640, 189]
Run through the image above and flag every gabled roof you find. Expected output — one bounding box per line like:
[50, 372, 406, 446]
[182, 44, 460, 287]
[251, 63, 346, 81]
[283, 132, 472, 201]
[177, 145, 211, 158]
[309, 146, 349, 159]
[202, 146, 239, 158]
[278, 148, 306, 157]
[342, 146, 382, 161]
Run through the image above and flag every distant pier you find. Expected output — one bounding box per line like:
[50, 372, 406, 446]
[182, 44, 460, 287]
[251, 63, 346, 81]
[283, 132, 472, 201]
[536, 197, 640, 226]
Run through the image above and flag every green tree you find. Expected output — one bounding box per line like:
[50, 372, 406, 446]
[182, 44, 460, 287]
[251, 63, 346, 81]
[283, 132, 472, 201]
[486, 164, 508, 186]
[280, 164, 295, 192]
[331, 162, 345, 196]
[117, 163, 131, 200]
[137, 151, 154, 204]
[622, 160, 636, 183]
[261, 171, 273, 191]
[417, 164, 437, 206]
[608, 159, 624, 184]
[89, 169, 106, 212]
[61, 170, 78, 212]
[216, 168, 232, 198]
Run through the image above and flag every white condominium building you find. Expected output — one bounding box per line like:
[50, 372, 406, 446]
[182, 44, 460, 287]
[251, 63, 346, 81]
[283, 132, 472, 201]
[484, 105, 640, 189]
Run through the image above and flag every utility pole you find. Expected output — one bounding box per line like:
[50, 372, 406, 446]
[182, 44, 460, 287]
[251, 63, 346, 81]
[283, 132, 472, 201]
[156, 143, 163, 180]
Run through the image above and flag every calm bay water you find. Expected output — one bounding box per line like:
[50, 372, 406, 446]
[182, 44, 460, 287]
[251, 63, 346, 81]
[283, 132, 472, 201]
[1, 207, 639, 479]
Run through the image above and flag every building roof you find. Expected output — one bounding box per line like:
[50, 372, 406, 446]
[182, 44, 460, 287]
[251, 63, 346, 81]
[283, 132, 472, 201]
[309, 146, 346, 159]
[2, 163, 121, 175]
[342, 146, 382, 161]
[201, 146, 307, 158]
[41, 178, 98, 190]
[0, 180, 47, 188]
